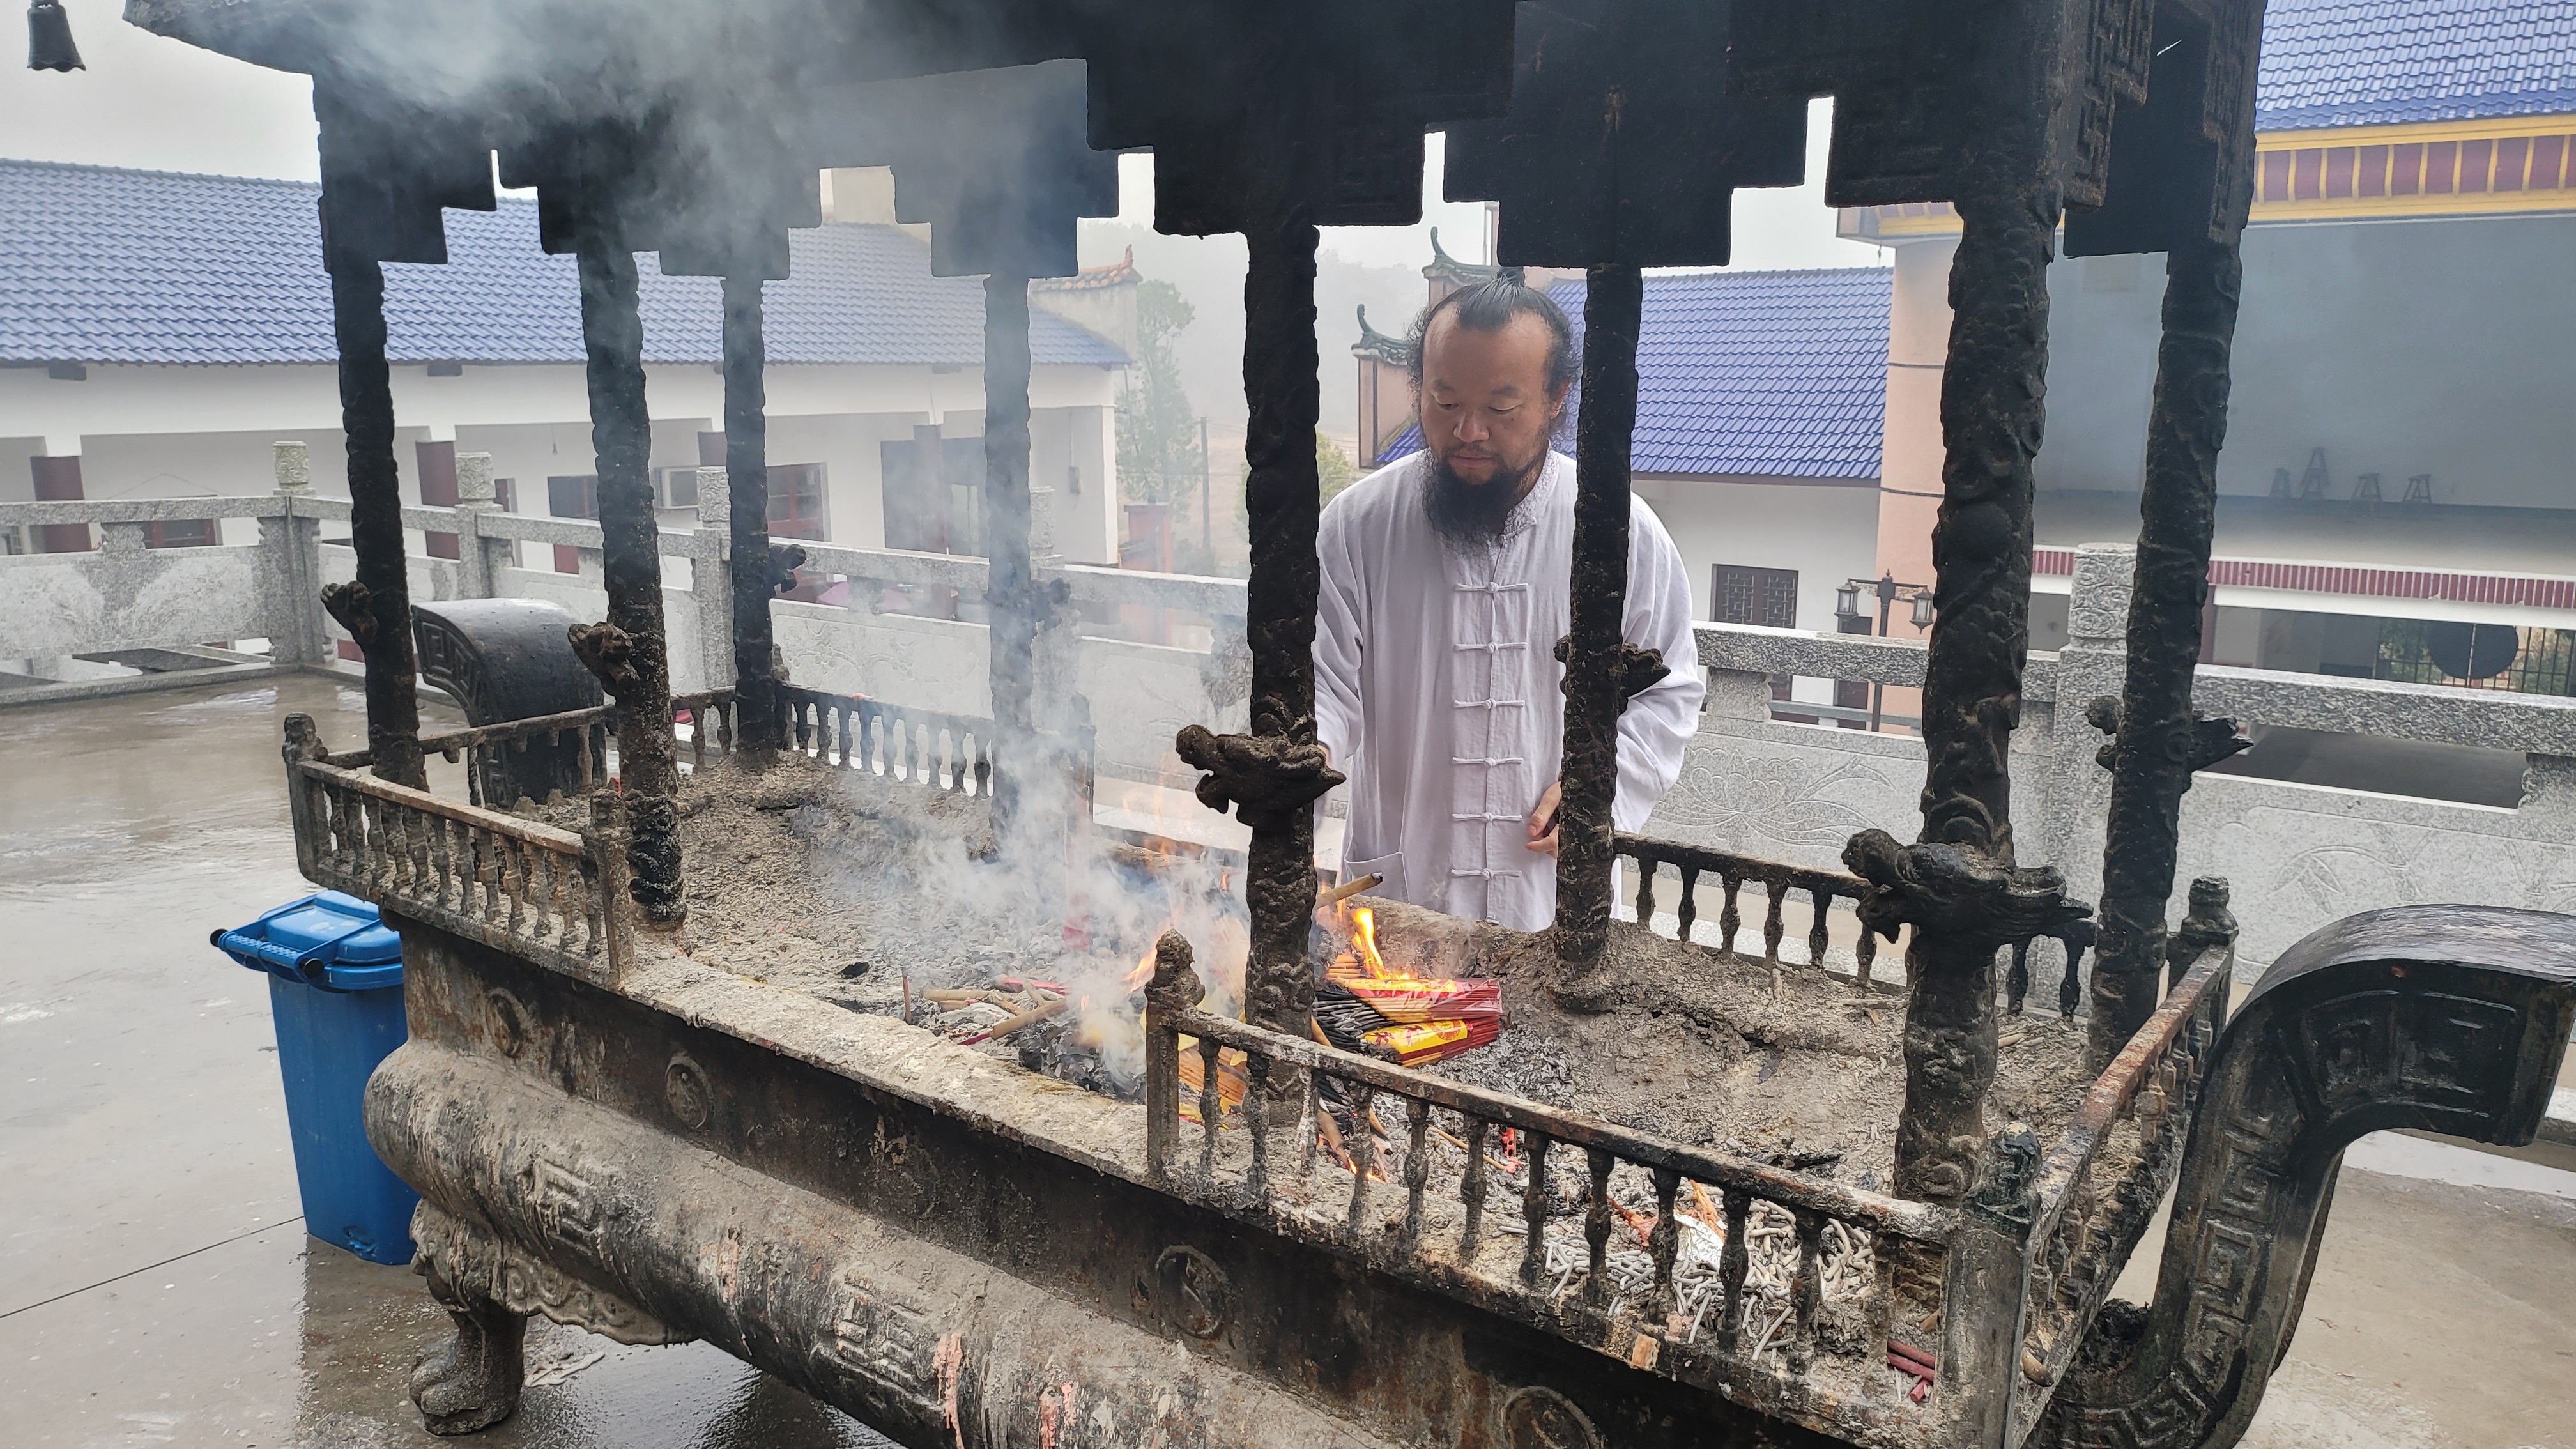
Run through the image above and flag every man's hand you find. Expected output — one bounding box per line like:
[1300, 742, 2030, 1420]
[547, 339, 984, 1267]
[1525, 780, 1561, 856]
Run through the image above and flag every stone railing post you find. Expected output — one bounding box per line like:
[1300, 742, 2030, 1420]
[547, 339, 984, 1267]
[2030, 544, 2134, 1003]
[2058, 544, 2139, 1046]
[275, 437, 311, 494]
[1704, 665, 1777, 726]
[261, 440, 327, 666]
[1029, 482, 1059, 565]
[96, 521, 148, 557]
[691, 465, 737, 703]
[452, 450, 500, 599]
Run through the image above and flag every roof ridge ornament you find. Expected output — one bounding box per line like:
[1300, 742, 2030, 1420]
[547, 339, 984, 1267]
[1423, 226, 1501, 284]
[1351, 303, 1408, 365]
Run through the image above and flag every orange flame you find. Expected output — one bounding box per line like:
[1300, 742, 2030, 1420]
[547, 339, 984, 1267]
[1351, 906, 1388, 979]
[1123, 945, 1157, 992]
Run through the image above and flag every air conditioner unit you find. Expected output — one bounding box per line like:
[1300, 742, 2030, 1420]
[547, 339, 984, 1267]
[653, 467, 702, 510]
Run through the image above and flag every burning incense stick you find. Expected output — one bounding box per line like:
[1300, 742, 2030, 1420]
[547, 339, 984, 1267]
[1317, 872, 1385, 908]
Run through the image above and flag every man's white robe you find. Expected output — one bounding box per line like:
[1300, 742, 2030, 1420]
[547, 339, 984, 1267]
[1314, 450, 1705, 931]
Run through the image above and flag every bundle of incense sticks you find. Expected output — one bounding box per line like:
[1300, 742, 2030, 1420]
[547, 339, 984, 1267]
[1312, 978, 1504, 1067]
[1311, 981, 1390, 1048]
[1340, 976, 1502, 1025]
[1313, 977, 1501, 1032]
[1358, 1016, 1503, 1067]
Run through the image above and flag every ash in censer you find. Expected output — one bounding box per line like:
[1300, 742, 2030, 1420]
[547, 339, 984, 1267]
[631, 753, 2100, 1370]
[632, 750, 2102, 1161]
[628, 753, 1259, 1097]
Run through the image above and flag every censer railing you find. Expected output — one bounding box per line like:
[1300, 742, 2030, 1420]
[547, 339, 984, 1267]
[696, 682, 1089, 804]
[2005, 948, 2230, 1441]
[773, 683, 1000, 797]
[1614, 834, 2094, 1001]
[1140, 954, 1959, 1430]
[323, 684, 1030, 806]
[1141, 933, 2232, 1443]
[285, 729, 629, 981]
[1616, 832, 1886, 983]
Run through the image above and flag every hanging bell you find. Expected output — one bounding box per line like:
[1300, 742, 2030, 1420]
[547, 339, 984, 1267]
[27, 0, 81, 72]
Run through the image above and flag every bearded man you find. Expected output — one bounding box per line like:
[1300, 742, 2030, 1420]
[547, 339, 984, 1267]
[1315, 277, 1703, 931]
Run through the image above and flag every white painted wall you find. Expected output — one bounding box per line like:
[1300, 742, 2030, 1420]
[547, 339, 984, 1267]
[1634, 475, 1883, 708]
[2041, 211, 2576, 511]
[0, 359, 1123, 566]
[1636, 475, 1883, 630]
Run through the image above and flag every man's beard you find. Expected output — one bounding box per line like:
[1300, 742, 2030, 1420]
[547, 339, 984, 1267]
[1423, 448, 1545, 553]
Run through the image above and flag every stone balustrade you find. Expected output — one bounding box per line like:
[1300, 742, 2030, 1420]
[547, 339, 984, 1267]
[1663, 542, 2576, 976]
[1, 461, 1246, 790]
[14, 472, 2576, 977]
[1, 488, 330, 694]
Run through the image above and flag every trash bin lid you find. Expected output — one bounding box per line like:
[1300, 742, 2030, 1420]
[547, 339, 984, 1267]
[213, 890, 404, 992]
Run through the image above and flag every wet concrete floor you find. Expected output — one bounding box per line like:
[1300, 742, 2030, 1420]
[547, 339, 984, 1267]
[3, 677, 888, 1448]
[1, 673, 2568, 1448]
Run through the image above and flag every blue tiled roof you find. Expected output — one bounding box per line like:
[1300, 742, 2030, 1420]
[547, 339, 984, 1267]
[0, 158, 1127, 367]
[2255, 0, 2576, 130]
[1378, 267, 1891, 480]
[1377, 420, 1424, 464]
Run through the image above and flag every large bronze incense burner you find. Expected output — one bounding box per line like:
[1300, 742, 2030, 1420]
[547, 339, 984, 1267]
[138, 0, 2576, 1445]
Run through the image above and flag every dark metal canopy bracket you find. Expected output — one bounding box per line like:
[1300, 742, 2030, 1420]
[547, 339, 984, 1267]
[1147, 6, 1522, 1045]
[1442, 0, 1807, 983]
[2064, 0, 2269, 1068]
[310, 83, 498, 791]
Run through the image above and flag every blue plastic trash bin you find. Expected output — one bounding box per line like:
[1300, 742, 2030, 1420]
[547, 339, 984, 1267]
[211, 890, 419, 1265]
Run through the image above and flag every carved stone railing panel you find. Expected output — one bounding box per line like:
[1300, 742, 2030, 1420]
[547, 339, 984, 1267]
[1, 494, 303, 663]
[1694, 613, 2576, 752]
[0, 539, 273, 659]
